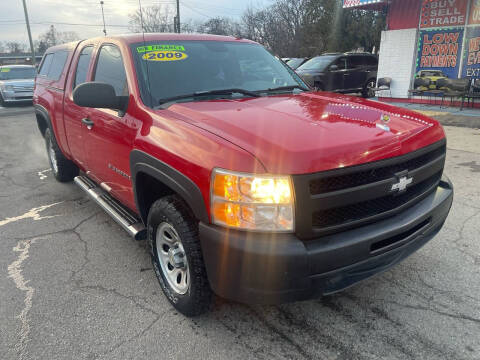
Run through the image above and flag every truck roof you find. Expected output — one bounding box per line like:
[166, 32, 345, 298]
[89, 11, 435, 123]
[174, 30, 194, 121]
[45, 33, 257, 53]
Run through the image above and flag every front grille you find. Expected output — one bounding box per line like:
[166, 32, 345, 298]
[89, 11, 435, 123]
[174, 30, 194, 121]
[292, 139, 446, 239]
[309, 143, 446, 195]
[312, 171, 441, 229]
[13, 86, 33, 92]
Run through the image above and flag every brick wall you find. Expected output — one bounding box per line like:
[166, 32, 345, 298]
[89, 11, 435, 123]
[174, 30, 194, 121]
[377, 28, 418, 98]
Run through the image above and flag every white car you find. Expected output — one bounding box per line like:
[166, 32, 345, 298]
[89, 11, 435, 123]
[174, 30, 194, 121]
[0, 65, 36, 106]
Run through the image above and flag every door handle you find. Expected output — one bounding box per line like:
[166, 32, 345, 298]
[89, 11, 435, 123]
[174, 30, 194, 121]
[81, 117, 94, 129]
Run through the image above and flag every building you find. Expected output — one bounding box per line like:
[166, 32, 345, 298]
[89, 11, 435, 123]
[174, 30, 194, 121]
[344, 0, 480, 99]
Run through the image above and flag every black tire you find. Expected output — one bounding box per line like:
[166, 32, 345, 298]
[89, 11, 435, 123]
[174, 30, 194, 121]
[314, 82, 324, 91]
[148, 195, 213, 316]
[44, 128, 79, 182]
[0, 93, 5, 107]
[362, 79, 376, 98]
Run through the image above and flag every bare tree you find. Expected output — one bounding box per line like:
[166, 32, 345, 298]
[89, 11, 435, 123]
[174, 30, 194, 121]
[197, 17, 243, 37]
[129, 5, 175, 33]
[37, 25, 79, 53]
[125, 0, 384, 57]
[241, 0, 384, 57]
[5, 42, 25, 54]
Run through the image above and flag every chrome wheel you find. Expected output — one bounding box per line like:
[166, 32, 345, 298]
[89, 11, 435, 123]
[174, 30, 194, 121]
[366, 80, 376, 98]
[48, 139, 58, 174]
[156, 222, 190, 295]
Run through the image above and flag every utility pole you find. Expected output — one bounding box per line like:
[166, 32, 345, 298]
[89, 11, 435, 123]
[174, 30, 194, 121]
[176, 0, 180, 33]
[100, 1, 107, 36]
[21, 0, 36, 66]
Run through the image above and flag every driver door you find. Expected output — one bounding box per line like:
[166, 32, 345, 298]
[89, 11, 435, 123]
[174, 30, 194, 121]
[326, 57, 346, 91]
[83, 43, 137, 209]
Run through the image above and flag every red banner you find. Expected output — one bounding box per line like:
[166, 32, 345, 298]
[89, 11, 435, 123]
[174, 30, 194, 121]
[420, 0, 467, 28]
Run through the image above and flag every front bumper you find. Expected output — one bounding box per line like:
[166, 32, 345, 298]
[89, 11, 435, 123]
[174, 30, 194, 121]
[199, 176, 453, 304]
[1, 90, 33, 102]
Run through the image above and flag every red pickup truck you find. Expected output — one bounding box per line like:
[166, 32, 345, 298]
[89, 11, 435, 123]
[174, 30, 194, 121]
[33, 34, 453, 316]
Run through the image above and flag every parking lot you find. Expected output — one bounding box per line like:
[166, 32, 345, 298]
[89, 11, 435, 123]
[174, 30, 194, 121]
[0, 105, 479, 360]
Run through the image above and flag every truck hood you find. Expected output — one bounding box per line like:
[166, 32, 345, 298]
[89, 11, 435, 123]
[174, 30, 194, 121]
[164, 92, 445, 174]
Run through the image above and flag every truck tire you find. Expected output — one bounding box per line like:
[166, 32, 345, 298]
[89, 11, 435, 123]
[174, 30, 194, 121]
[0, 93, 5, 107]
[148, 195, 212, 316]
[44, 128, 79, 182]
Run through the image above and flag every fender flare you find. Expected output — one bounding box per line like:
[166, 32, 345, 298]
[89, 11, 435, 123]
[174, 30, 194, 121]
[34, 104, 53, 137]
[130, 149, 209, 225]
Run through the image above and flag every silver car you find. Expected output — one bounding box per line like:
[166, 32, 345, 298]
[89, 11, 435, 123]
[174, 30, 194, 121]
[0, 65, 36, 106]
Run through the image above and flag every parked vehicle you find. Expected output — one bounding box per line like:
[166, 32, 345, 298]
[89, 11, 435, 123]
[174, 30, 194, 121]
[286, 57, 309, 70]
[416, 70, 447, 90]
[296, 52, 378, 97]
[34, 34, 453, 316]
[0, 65, 36, 105]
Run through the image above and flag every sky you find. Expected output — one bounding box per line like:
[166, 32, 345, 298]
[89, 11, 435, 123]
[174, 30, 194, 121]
[0, 0, 268, 46]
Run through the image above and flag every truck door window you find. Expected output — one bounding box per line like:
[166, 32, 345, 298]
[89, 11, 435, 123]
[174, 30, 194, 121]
[47, 51, 69, 81]
[74, 46, 93, 89]
[39, 53, 54, 76]
[94, 45, 128, 96]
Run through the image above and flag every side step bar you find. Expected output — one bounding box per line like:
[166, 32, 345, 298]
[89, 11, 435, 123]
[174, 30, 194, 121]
[74, 176, 146, 240]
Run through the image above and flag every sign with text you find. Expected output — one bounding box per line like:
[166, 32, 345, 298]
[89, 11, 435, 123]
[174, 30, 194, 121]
[420, 0, 467, 28]
[416, 28, 464, 78]
[462, 27, 480, 78]
[468, 0, 480, 24]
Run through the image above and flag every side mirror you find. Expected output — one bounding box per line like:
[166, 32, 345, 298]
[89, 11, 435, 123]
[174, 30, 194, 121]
[73, 82, 127, 112]
[329, 64, 338, 71]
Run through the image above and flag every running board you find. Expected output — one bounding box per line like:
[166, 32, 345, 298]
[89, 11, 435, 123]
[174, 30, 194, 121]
[74, 176, 146, 240]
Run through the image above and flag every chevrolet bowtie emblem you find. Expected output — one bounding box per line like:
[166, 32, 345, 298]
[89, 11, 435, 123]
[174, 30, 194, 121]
[391, 176, 413, 192]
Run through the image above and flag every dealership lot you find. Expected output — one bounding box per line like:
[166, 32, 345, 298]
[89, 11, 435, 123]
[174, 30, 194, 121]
[0, 106, 479, 360]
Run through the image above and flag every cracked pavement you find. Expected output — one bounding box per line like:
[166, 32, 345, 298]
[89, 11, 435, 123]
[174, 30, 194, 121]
[0, 106, 479, 360]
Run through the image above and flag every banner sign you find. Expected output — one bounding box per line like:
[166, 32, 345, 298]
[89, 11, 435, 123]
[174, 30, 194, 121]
[462, 27, 480, 78]
[343, 0, 384, 8]
[420, 0, 467, 28]
[468, 0, 480, 24]
[416, 28, 464, 78]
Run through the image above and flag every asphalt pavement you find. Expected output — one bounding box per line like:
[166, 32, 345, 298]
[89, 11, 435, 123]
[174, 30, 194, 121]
[0, 105, 479, 360]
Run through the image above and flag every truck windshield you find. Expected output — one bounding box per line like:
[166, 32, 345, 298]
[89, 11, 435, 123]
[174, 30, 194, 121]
[0, 67, 36, 80]
[130, 41, 307, 107]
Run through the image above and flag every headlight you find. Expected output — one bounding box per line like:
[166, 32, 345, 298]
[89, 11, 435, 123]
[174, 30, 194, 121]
[211, 168, 294, 232]
[0, 84, 14, 91]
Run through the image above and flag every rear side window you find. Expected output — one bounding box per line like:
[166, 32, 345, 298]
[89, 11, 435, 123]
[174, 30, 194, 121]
[348, 56, 365, 68]
[39, 54, 54, 76]
[47, 51, 69, 81]
[365, 56, 378, 66]
[94, 45, 128, 96]
[74, 46, 93, 88]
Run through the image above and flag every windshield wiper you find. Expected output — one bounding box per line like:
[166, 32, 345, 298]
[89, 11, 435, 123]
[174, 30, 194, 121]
[158, 88, 260, 108]
[259, 85, 310, 93]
